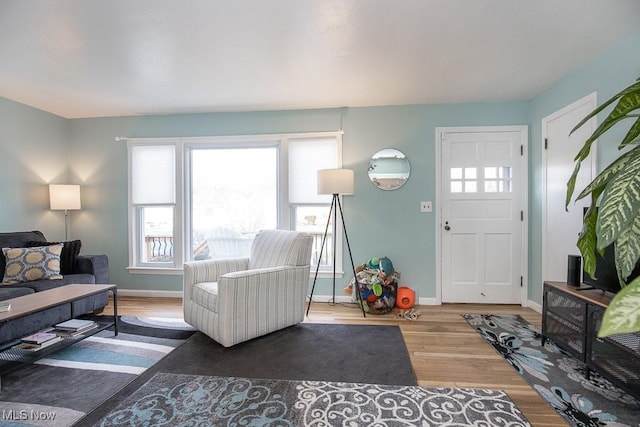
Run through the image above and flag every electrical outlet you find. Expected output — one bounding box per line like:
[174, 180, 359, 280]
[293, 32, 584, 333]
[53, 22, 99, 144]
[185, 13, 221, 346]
[420, 201, 432, 213]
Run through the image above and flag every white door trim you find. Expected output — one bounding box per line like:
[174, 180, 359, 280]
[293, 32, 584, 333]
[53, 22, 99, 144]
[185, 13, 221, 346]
[435, 125, 529, 305]
[541, 92, 598, 283]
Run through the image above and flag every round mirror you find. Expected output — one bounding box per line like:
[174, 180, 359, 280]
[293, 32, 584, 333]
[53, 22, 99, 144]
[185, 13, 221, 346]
[368, 149, 410, 190]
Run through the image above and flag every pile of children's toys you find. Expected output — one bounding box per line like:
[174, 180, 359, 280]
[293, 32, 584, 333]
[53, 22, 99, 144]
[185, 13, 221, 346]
[344, 257, 398, 314]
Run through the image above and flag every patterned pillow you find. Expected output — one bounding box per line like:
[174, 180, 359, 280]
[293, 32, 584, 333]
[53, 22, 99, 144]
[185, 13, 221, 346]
[1, 244, 64, 284]
[27, 240, 81, 275]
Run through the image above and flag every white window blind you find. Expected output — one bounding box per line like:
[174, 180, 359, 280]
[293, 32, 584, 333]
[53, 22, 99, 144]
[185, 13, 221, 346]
[288, 137, 338, 204]
[131, 144, 176, 205]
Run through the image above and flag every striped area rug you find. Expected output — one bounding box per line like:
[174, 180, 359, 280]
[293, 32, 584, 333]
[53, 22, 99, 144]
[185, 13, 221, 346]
[34, 334, 176, 375]
[0, 316, 195, 427]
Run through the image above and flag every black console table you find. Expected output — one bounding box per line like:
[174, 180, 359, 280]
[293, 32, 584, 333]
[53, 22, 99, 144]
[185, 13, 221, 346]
[542, 281, 640, 401]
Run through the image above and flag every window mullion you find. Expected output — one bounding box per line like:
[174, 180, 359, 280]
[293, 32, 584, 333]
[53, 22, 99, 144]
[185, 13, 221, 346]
[174, 142, 184, 267]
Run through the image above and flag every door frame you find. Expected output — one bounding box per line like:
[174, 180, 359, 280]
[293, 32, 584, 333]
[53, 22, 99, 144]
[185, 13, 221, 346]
[435, 125, 529, 305]
[541, 92, 597, 283]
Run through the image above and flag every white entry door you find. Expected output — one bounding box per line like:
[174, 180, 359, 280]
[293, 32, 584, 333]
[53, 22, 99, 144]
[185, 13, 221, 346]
[438, 126, 526, 304]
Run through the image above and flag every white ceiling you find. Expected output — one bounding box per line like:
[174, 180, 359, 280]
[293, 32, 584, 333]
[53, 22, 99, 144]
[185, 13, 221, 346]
[1, 0, 639, 119]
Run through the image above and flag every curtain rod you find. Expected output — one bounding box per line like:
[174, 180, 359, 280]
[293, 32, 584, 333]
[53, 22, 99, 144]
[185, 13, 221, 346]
[114, 130, 344, 142]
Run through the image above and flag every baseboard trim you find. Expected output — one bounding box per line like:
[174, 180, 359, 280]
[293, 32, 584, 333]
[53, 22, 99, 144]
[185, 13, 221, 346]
[307, 295, 439, 306]
[307, 295, 354, 303]
[115, 290, 531, 312]
[117, 291, 361, 302]
[116, 291, 441, 307]
[526, 299, 542, 313]
[117, 289, 183, 298]
[418, 297, 438, 305]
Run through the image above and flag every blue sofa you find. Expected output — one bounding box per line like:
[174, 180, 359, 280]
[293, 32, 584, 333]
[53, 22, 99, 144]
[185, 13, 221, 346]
[0, 230, 110, 343]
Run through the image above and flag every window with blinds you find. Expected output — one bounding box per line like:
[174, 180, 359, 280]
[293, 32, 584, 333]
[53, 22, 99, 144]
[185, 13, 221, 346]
[288, 136, 339, 271]
[129, 144, 177, 266]
[126, 132, 342, 273]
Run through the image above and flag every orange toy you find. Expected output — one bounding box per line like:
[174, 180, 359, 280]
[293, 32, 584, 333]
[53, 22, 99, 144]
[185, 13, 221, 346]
[366, 293, 378, 303]
[396, 287, 416, 309]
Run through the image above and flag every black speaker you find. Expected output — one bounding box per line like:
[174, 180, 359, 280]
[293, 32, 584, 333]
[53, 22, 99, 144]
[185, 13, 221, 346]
[567, 255, 582, 286]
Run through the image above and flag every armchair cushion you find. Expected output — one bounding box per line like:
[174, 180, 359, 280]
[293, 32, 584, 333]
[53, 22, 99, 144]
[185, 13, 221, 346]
[192, 282, 219, 312]
[183, 258, 248, 304]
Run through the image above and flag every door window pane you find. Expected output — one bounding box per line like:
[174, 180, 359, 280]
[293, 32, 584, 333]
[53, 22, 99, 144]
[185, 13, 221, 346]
[465, 167, 477, 179]
[451, 182, 463, 193]
[450, 167, 478, 193]
[465, 181, 478, 193]
[484, 166, 512, 193]
[191, 147, 277, 260]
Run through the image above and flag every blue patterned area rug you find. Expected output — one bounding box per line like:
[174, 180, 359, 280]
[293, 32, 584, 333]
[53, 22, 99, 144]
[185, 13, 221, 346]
[0, 316, 196, 427]
[463, 314, 640, 427]
[96, 373, 531, 426]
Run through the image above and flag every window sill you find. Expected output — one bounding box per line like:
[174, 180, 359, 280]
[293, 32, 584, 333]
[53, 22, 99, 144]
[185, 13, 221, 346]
[125, 266, 345, 278]
[313, 270, 345, 279]
[127, 266, 183, 275]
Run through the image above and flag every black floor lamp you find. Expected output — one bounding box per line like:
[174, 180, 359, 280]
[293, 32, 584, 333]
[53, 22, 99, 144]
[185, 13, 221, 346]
[306, 168, 366, 318]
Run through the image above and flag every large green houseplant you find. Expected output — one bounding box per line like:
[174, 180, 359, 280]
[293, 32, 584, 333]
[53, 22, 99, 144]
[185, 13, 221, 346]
[566, 76, 640, 338]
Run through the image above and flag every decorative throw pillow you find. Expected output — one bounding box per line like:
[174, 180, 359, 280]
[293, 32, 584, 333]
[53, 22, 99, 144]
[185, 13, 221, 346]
[27, 240, 81, 275]
[1, 244, 63, 284]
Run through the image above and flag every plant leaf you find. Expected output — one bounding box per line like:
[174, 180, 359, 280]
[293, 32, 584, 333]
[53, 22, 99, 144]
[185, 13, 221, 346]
[619, 117, 640, 149]
[596, 151, 640, 247]
[615, 213, 640, 282]
[565, 161, 583, 209]
[570, 79, 640, 136]
[578, 198, 600, 279]
[575, 146, 637, 202]
[590, 91, 640, 145]
[598, 275, 640, 337]
[571, 83, 640, 162]
[566, 78, 640, 205]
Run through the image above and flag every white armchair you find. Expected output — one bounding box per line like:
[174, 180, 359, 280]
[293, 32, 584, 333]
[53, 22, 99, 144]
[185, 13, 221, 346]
[183, 229, 313, 347]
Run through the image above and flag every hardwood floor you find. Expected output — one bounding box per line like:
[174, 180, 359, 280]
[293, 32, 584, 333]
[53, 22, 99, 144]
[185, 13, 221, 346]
[104, 297, 566, 426]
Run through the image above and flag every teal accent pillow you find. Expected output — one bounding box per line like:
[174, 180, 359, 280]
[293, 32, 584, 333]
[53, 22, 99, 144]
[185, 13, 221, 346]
[1, 244, 63, 284]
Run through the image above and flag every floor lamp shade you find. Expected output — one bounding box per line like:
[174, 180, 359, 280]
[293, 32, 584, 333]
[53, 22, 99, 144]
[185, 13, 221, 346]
[317, 169, 354, 195]
[49, 185, 81, 210]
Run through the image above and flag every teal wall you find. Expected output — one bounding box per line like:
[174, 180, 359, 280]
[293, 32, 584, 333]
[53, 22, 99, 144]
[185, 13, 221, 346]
[66, 102, 529, 297]
[2, 29, 638, 304]
[0, 97, 69, 238]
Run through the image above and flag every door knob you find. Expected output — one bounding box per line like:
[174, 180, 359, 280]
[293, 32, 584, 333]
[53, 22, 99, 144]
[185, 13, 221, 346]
[444, 221, 451, 231]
